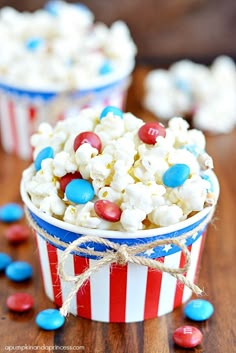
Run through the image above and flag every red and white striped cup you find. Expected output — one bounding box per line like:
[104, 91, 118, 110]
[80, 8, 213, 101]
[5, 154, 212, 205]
[20, 171, 219, 323]
[0, 67, 132, 160]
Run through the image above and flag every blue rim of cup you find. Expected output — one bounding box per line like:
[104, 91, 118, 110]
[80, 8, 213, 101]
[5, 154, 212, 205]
[20, 170, 219, 259]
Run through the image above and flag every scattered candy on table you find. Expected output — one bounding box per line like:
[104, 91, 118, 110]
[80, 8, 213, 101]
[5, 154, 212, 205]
[5, 261, 33, 282]
[0, 252, 12, 271]
[173, 325, 203, 348]
[6, 292, 34, 312]
[35, 309, 65, 330]
[184, 299, 214, 321]
[4, 224, 31, 244]
[0, 203, 24, 223]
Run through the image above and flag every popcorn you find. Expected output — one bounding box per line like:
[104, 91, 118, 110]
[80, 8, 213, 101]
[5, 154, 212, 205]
[23, 107, 217, 231]
[0, 1, 136, 90]
[143, 56, 236, 134]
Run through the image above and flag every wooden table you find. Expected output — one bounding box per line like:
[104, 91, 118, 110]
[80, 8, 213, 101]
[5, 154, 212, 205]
[0, 67, 235, 353]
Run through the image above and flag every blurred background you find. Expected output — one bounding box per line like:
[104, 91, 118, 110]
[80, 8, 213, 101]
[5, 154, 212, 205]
[1, 0, 236, 65]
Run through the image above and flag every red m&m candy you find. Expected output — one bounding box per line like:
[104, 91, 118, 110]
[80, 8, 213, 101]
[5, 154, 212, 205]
[5, 224, 31, 244]
[138, 122, 166, 144]
[173, 325, 203, 348]
[94, 200, 122, 222]
[60, 171, 82, 193]
[6, 292, 34, 312]
[74, 131, 102, 153]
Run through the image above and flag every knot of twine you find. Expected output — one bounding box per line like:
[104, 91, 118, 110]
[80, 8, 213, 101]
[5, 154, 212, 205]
[25, 208, 214, 317]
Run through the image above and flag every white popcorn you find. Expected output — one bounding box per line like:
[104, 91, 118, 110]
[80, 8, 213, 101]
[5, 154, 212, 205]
[0, 2, 136, 90]
[143, 56, 236, 134]
[149, 204, 184, 227]
[53, 151, 77, 177]
[170, 175, 210, 215]
[120, 209, 146, 231]
[39, 194, 66, 216]
[23, 109, 217, 231]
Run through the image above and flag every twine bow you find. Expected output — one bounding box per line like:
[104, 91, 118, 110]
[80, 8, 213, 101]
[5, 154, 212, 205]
[25, 208, 214, 317]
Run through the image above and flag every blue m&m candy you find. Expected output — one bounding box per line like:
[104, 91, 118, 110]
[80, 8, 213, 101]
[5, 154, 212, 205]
[0, 253, 12, 271]
[100, 106, 123, 120]
[184, 299, 214, 321]
[26, 37, 44, 51]
[6, 261, 33, 282]
[163, 164, 190, 188]
[65, 179, 95, 204]
[99, 61, 113, 75]
[34, 146, 54, 171]
[0, 203, 24, 223]
[36, 309, 65, 330]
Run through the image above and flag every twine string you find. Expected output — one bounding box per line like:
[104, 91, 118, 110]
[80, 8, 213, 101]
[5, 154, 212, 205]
[25, 208, 214, 317]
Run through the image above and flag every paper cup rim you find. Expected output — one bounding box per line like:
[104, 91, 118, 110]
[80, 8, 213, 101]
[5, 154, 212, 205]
[0, 62, 134, 96]
[20, 170, 219, 240]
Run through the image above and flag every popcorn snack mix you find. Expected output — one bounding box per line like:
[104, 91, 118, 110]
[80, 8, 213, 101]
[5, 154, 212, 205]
[0, 1, 136, 159]
[143, 56, 236, 134]
[21, 106, 219, 322]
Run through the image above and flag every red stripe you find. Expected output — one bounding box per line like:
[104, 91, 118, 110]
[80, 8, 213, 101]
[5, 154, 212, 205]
[8, 99, 18, 155]
[28, 106, 37, 160]
[109, 264, 127, 322]
[73, 256, 91, 319]
[144, 257, 164, 320]
[173, 245, 192, 309]
[194, 230, 207, 283]
[46, 242, 63, 307]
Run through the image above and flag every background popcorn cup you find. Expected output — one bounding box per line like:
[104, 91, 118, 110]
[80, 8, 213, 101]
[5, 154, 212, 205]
[21, 171, 219, 323]
[0, 65, 133, 160]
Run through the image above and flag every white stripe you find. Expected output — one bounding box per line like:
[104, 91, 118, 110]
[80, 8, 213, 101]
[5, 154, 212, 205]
[90, 259, 110, 322]
[158, 251, 182, 316]
[182, 235, 203, 303]
[0, 94, 14, 153]
[125, 263, 148, 322]
[36, 233, 54, 301]
[56, 249, 77, 315]
[14, 102, 31, 160]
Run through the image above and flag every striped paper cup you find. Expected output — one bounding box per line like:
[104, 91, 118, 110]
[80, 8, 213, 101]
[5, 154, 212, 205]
[0, 65, 133, 160]
[21, 171, 219, 323]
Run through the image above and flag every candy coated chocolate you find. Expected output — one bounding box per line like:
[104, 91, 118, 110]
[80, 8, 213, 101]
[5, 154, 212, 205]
[138, 122, 166, 144]
[36, 309, 65, 330]
[60, 171, 82, 193]
[173, 325, 203, 348]
[100, 106, 123, 119]
[163, 163, 190, 188]
[26, 37, 44, 51]
[94, 199, 122, 222]
[5, 224, 31, 243]
[0, 252, 12, 271]
[65, 179, 95, 204]
[34, 146, 54, 171]
[6, 261, 33, 282]
[99, 61, 113, 75]
[0, 203, 24, 223]
[7, 293, 34, 312]
[184, 299, 214, 321]
[74, 131, 102, 153]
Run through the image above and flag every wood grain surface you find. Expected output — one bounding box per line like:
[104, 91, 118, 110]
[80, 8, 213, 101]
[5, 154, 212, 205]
[0, 67, 235, 353]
